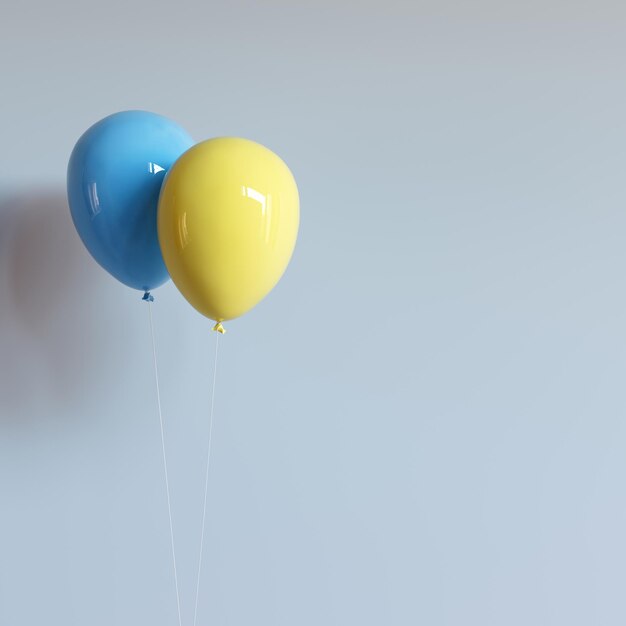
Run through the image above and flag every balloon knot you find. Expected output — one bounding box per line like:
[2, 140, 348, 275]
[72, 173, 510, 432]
[142, 291, 154, 302]
[212, 322, 226, 334]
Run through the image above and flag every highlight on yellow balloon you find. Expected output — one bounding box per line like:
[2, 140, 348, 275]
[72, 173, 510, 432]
[157, 137, 299, 328]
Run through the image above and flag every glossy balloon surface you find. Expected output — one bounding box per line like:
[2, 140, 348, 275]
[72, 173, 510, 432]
[67, 111, 194, 291]
[158, 137, 299, 322]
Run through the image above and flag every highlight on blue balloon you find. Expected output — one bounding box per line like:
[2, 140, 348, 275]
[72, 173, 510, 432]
[67, 110, 194, 292]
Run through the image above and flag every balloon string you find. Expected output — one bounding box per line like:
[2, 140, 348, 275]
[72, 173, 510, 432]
[193, 331, 220, 626]
[147, 299, 183, 626]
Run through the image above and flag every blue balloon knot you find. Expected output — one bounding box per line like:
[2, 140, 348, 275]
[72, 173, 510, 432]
[142, 291, 154, 302]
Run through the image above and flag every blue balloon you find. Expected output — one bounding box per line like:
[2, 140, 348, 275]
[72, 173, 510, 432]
[67, 111, 194, 292]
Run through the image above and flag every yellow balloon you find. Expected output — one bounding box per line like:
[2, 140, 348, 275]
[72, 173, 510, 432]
[157, 137, 299, 327]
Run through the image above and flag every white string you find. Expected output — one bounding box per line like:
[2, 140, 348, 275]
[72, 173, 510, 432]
[148, 300, 183, 626]
[193, 332, 220, 626]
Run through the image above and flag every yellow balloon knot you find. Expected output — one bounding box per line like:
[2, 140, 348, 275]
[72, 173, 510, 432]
[212, 322, 226, 334]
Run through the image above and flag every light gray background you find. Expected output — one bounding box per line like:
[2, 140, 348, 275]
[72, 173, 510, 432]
[2, 1, 626, 624]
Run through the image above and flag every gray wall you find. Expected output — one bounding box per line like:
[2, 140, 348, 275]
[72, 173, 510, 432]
[2, 1, 626, 625]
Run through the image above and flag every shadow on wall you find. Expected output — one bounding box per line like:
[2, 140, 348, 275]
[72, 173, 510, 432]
[0, 190, 123, 426]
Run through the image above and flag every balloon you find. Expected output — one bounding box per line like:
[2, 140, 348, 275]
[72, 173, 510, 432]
[67, 111, 194, 293]
[157, 137, 299, 328]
